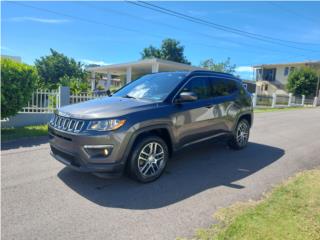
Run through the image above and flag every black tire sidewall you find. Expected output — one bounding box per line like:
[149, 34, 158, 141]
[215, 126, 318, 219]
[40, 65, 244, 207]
[129, 136, 169, 183]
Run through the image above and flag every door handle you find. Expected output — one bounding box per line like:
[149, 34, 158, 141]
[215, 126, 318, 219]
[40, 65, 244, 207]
[206, 105, 214, 108]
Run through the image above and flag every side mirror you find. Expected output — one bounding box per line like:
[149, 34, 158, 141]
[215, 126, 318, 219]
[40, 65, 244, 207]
[176, 92, 198, 103]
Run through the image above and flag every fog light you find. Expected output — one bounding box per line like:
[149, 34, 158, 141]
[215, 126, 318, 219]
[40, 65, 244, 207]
[104, 149, 109, 156]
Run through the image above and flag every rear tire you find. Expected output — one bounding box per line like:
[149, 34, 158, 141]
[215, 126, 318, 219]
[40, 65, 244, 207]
[228, 119, 250, 150]
[128, 135, 169, 183]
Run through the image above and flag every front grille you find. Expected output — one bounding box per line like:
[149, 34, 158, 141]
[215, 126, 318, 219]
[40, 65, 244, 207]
[50, 114, 85, 133]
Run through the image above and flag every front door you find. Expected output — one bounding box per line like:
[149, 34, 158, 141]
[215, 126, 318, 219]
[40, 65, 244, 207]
[173, 76, 218, 147]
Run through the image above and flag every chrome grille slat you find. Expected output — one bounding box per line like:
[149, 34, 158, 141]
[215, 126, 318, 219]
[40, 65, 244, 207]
[50, 114, 84, 133]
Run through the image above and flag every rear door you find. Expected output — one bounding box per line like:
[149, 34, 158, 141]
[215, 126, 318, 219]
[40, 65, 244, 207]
[207, 77, 240, 133]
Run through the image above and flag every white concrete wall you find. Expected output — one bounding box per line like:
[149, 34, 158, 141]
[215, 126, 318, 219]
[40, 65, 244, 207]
[1, 113, 53, 128]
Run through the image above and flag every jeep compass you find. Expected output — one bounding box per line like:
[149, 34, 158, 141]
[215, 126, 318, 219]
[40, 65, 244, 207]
[49, 70, 253, 182]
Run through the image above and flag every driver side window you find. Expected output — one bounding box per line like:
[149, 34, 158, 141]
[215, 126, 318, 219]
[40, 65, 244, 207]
[182, 77, 211, 100]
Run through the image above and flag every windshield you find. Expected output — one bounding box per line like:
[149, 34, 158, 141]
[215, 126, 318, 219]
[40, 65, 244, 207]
[113, 72, 187, 101]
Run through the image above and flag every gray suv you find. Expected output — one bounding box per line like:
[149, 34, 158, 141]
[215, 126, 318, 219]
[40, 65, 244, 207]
[49, 70, 253, 182]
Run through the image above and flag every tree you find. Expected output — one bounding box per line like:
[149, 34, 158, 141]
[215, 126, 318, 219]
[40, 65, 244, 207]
[287, 67, 318, 97]
[141, 45, 161, 59]
[59, 76, 90, 94]
[35, 49, 87, 89]
[200, 58, 236, 74]
[141, 38, 190, 64]
[1, 58, 38, 118]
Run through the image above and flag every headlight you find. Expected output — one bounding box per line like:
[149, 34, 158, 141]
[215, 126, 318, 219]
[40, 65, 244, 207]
[87, 119, 126, 131]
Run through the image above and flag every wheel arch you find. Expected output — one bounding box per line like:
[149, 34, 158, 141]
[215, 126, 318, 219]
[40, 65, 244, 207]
[123, 124, 175, 164]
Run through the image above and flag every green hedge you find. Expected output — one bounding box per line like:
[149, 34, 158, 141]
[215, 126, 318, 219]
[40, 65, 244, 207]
[1, 58, 38, 118]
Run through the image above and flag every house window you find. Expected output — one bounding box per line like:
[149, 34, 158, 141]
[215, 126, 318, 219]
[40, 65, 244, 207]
[264, 84, 268, 91]
[290, 67, 295, 73]
[263, 68, 276, 81]
[284, 67, 289, 76]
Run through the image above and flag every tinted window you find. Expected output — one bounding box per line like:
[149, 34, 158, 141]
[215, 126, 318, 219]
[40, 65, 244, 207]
[208, 78, 239, 97]
[181, 77, 211, 100]
[113, 72, 186, 101]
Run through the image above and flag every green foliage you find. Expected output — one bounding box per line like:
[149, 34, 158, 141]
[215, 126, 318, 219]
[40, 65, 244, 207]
[97, 85, 105, 91]
[60, 75, 90, 94]
[200, 58, 236, 74]
[1, 124, 48, 142]
[287, 67, 318, 97]
[35, 49, 87, 89]
[1, 58, 38, 118]
[141, 38, 190, 64]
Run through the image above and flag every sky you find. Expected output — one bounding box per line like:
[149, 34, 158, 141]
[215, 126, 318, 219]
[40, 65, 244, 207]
[2, 1, 320, 79]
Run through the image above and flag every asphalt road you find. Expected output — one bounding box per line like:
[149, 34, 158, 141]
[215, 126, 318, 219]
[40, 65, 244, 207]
[2, 108, 320, 240]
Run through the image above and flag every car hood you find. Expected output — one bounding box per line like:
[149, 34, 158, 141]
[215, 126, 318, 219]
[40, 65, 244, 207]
[56, 97, 158, 119]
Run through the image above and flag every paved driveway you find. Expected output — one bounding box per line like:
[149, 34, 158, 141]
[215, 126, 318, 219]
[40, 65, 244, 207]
[2, 108, 320, 240]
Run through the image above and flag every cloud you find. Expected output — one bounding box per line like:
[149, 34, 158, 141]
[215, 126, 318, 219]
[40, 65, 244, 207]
[81, 59, 111, 66]
[235, 66, 254, 80]
[7, 17, 70, 24]
[236, 66, 253, 72]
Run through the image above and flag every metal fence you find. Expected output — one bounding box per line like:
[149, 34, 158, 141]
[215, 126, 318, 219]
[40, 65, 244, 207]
[19, 89, 60, 113]
[253, 93, 319, 108]
[70, 91, 109, 104]
[18, 88, 320, 114]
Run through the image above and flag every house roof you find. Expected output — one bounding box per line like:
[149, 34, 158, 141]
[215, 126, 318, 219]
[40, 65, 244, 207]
[87, 58, 202, 75]
[253, 60, 320, 68]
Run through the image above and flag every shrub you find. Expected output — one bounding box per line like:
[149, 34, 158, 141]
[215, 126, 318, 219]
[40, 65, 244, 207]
[287, 67, 318, 97]
[1, 58, 38, 118]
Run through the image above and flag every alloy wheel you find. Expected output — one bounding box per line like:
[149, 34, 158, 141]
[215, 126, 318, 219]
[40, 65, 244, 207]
[137, 142, 165, 177]
[236, 121, 249, 147]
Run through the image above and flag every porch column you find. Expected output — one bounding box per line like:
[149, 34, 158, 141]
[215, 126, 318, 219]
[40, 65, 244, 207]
[91, 72, 95, 91]
[152, 62, 159, 73]
[126, 66, 132, 84]
[105, 72, 112, 90]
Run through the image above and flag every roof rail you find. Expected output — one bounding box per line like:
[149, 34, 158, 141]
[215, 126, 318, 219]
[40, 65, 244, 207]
[189, 70, 235, 77]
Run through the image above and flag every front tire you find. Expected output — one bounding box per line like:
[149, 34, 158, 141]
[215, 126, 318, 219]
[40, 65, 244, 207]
[228, 119, 250, 150]
[128, 135, 169, 183]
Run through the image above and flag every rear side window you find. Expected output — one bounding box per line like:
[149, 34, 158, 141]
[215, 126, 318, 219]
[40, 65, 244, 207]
[182, 77, 211, 100]
[208, 77, 239, 97]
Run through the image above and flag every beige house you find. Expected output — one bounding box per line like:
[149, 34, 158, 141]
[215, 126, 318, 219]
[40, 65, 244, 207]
[87, 58, 202, 91]
[254, 61, 320, 95]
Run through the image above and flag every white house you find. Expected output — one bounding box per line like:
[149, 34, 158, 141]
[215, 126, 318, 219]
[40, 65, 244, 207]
[87, 58, 202, 91]
[254, 61, 320, 95]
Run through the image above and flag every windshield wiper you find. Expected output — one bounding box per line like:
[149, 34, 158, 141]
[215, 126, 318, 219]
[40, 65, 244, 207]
[123, 94, 136, 99]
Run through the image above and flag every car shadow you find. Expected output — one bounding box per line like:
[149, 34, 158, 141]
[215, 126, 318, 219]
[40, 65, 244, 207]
[58, 140, 284, 209]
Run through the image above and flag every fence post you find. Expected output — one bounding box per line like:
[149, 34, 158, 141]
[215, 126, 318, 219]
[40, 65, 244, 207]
[313, 97, 319, 107]
[272, 93, 277, 108]
[288, 93, 292, 107]
[59, 86, 70, 107]
[301, 95, 305, 106]
[252, 93, 257, 108]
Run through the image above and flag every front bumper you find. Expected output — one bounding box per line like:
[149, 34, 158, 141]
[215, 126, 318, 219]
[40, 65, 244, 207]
[48, 125, 129, 175]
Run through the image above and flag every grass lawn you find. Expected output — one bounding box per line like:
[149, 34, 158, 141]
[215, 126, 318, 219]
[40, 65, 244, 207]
[188, 169, 320, 240]
[1, 124, 48, 142]
[254, 107, 308, 113]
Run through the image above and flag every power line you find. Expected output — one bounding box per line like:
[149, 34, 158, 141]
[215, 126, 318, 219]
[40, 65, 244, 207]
[82, 2, 307, 57]
[128, 1, 320, 52]
[9, 1, 163, 39]
[8, 1, 319, 66]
